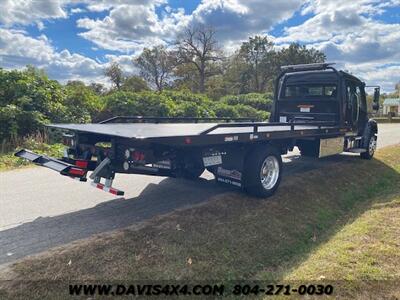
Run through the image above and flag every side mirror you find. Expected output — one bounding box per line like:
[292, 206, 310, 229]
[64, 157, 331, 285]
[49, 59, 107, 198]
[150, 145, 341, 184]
[373, 87, 380, 111]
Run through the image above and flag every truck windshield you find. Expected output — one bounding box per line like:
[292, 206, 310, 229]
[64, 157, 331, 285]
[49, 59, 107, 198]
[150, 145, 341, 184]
[282, 84, 337, 99]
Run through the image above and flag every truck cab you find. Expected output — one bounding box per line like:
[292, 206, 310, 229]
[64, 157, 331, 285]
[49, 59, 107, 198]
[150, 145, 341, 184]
[270, 63, 379, 159]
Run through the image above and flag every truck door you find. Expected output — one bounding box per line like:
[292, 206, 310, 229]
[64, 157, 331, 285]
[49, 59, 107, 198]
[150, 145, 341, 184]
[344, 80, 367, 133]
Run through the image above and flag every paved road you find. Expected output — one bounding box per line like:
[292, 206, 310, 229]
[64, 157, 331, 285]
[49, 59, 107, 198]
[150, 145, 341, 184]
[0, 124, 399, 265]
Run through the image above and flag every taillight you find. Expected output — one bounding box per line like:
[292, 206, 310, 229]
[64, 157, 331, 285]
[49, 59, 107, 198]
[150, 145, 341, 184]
[68, 167, 86, 176]
[124, 149, 145, 162]
[132, 150, 145, 161]
[75, 160, 88, 168]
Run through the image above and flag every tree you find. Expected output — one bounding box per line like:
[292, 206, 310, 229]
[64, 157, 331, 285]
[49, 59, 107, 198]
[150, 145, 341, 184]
[104, 62, 124, 90]
[176, 26, 222, 93]
[227, 42, 326, 93]
[66, 80, 86, 87]
[133, 46, 175, 91]
[275, 43, 326, 67]
[121, 76, 149, 92]
[172, 63, 200, 92]
[238, 36, 274, 92]
[89, 83, 106, 95]
[63, 83, 102, 123]
[221, 54, 250, 94]
[0, 66, 65, 141]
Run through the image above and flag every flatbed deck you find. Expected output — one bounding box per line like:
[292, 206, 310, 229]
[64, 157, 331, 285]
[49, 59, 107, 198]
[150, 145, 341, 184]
[49, 122, 341, 142]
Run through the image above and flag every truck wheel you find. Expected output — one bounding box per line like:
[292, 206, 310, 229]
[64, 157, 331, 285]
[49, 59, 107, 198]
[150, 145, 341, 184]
[244, 146, 282, 198]
[360, 134, 377, 159]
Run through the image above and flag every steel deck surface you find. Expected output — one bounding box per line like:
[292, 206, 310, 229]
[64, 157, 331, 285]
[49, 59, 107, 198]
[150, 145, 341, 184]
[49, 123, 333, 139]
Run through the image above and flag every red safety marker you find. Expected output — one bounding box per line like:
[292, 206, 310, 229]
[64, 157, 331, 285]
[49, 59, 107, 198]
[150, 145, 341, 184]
[75, 160, 88, 168]
[91, 182, 124, 196]
[68, 167, 86, 176]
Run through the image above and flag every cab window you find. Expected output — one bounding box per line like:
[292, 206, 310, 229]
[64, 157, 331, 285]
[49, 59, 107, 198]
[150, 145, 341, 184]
[283, 84, 337, 99]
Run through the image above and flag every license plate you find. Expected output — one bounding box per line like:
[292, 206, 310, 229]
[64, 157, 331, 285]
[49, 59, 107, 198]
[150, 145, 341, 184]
[300, 107, 310, 112]
[203, 155, 222, 167]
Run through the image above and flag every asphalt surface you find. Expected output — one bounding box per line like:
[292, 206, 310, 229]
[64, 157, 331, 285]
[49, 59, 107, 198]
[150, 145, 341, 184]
[0, 123, 399, 265]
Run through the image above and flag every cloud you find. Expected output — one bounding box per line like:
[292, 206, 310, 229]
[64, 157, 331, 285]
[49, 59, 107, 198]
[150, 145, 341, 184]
[75, 0, 302, 52]
[272, 0, 400, 92]
[191, 0, 302, 43]
[0, 0, 398, 91]
[76, 1, 186, 52]
[0, 28, 106, 83]
[82, 0, 167, 12]
[70, 7, 86, 14]
[343, 63, 400, 93]
[0, 0, 68, 26]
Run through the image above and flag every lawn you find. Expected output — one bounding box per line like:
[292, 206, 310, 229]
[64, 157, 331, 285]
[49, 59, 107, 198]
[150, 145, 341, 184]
[0, 145, 399, 299]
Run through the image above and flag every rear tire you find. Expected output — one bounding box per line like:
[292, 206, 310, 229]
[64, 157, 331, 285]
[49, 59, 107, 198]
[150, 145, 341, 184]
[243, 146, 282, 198]
[360, 134, 377, 159]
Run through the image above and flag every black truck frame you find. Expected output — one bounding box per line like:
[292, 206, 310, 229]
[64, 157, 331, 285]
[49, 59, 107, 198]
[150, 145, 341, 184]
[16, 63, 380, 197]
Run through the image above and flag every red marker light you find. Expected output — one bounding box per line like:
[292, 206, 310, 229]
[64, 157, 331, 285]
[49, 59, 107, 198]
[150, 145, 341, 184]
[68, 167, 86, 176]
[75, 160, 88, 168]
[132, 150, 145, 161]
[184, 137, 192, 144]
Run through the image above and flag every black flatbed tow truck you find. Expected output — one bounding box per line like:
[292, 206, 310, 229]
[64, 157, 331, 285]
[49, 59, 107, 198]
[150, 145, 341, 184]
[15, 63, 380, 197]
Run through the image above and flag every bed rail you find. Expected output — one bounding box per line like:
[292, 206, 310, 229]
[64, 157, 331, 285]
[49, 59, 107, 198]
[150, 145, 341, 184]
[200, 120, 339, 135]
[99, 116, 260, 124]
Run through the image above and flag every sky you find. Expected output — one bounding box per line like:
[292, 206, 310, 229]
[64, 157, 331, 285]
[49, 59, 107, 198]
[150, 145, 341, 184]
[0, 0, 399, 92]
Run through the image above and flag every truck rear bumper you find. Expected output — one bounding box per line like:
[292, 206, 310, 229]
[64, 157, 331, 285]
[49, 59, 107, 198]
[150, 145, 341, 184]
[15, 149, 125, 196]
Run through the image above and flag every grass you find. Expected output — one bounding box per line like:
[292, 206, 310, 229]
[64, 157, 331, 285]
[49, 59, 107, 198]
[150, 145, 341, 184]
[0, 145, 399, 299]
[0, 139, 64, 171]
[283, 193, 400, 299]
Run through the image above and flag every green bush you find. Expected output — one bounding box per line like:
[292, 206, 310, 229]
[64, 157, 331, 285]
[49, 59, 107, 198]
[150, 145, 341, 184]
[0, 105, 48, 141]
[212, 103, 240, 118]
[220, 93, 273, 111]
[103, 91, 175, 117]
[173, 101, 216, 118]
[233, 104, 270, 120]
[161, 90, 211, 106]
[0, 67, 65, 121]
[0, 67, 274, 145]
[63, 83, 102, 123]
[0, 67, 64, 141]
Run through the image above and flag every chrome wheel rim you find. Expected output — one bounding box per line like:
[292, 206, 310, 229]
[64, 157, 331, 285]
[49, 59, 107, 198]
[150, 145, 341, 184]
[369, 136, 377, 156]
[260, 156, 280, 190]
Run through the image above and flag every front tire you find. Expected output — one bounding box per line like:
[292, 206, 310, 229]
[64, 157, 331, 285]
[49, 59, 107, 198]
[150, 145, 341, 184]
[361, 134, 377, 159]
[243, 146, 282, 198]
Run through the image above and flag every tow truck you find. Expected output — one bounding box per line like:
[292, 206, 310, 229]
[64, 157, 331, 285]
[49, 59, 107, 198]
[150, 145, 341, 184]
[15, 63, 380, 197]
